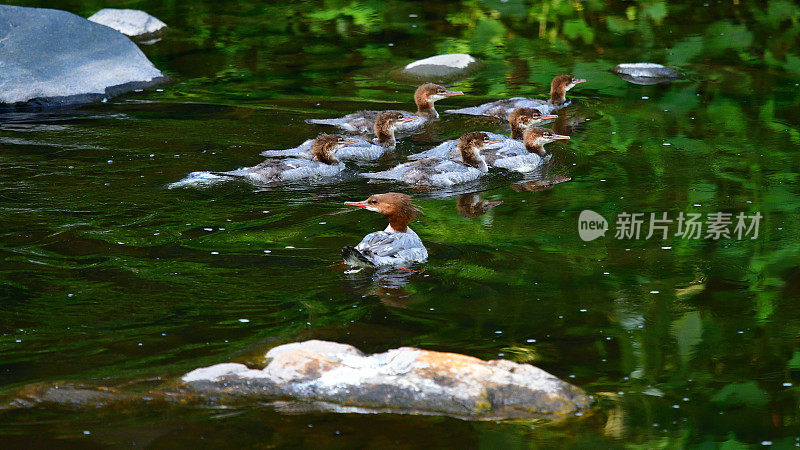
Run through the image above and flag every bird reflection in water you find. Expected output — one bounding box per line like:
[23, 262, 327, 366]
[456, 193, 503, 218]
[341, 264, 423, 308]
[513, 174, 571, 192]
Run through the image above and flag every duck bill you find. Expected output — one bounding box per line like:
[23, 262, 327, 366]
[539, 114, 558, 120]
[443, 90, 464, 97]
[399, 117, 417, 123]
[342, 139, 360, 145]
[486, 139, 504, 145]
[573, 79, 587, 84]
[551, 134, 571, 140]
[344, 201, 369, 208]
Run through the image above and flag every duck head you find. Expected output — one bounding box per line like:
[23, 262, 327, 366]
[508, 107, 558, 139]
[550, 74, 587, 105]
[374, 110, 416, 147]
[311, 134, 359, 164]
[457, 131, 502, 173]
[345, 192, 421, 233]
[523, 126, 570, 157]
[414, 83, 464, 118]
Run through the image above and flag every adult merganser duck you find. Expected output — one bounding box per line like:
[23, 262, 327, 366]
[361, 132, 501, 187]
[306, 83, 464, 134]
[261, 111, 415, 162]
[341, 192, 427, 267]
[192, 134, 356, 185]
[445, 74, 586, 119]
[406, 107, 557, 162]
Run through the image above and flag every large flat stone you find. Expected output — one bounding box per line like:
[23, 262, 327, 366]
[0, 5, 166, 106]
[182, 340, 593, 420]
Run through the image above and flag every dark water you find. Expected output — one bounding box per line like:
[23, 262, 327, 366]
[2, 0, 800, 447]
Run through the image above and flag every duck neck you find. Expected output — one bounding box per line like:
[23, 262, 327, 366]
[386, 215, 410, 233]
[416, 101, 438, 119]
[463, 151, 488, 173]
[549, 86, 567, 106]
[510, 123, 526, 140]
[375, 126, 396, 148]
[525, 142, 547, 157]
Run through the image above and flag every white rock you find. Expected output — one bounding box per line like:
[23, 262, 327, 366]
[400, 54, 479, 81]
[88, 9, 166, 37]
[611, 63, 681, 85]
[405, 53, 476, 70]
[182, 339, 592, 420]
[182, 363, 252, 382]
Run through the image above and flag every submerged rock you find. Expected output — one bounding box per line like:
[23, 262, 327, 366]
[182, 340, 592, 420]
[4, 383, 128, 409]
[0, 5, 166, 106]
[88, 9, 167, 37]
[397, 54, 479, 83]
[611, 63, 681, 85]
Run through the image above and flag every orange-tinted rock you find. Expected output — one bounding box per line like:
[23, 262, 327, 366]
[182, 340, 592, 420]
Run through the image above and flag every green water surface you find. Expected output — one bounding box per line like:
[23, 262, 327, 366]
[2, 0, 800, 447]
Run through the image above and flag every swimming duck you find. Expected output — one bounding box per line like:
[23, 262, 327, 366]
[410, 125, 568, 174]
[406, 107, 556, 162]
[341, 192, 427, 267]
[445, 74, 586, 119]
[487, 126, 570, 173]
[214, 134, 355, 184]
[362, 132, 500, 187]
[307, 83, 464, 134]
[262, 111, 414, 162]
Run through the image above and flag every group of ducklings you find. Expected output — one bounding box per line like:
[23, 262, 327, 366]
[174, 74, 586, 189]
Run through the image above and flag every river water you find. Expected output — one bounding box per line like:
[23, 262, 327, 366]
[2, 0, 800, 447]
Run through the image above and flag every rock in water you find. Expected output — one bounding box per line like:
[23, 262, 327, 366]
[182, 340, 592, 420]
[611, 63, 681, 85]
[88, 9, 167, 37]
[0, 5, 166, 106]
[397, 53, 479, 83]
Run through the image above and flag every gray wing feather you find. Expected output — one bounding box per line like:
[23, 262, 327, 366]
[407, 139, 457, 160]
[260, 139, 314, 158]
[493, 153, 550, 173]
[445, 98, 565, 119]
[307, 110, 423, 135]
[363, 159, 481, 187]
[355, 230, 427, 266]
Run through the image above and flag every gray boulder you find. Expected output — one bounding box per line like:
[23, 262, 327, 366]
[182, 340, 592, 420]
[397, 53, 480, 83]
[611, 63, 681, 85]
[88, 9, 167, 37]
[0, 5, 166, 106]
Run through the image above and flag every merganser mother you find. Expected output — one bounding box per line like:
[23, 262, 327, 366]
[342, 192, 427, 267]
